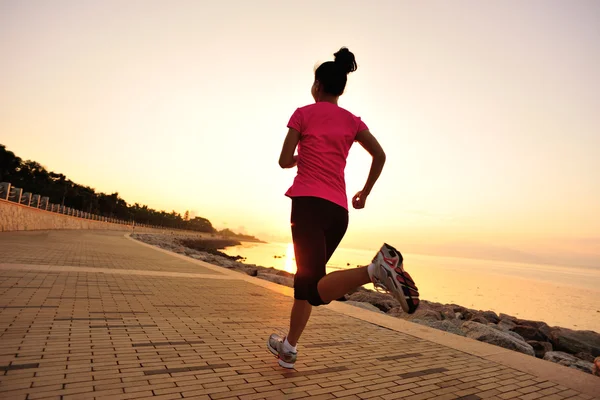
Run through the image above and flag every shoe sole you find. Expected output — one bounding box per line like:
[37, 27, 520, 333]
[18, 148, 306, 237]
[266, 340, 295, 369]
[374, 245, 414, 314]
[375, 268, 411, 313]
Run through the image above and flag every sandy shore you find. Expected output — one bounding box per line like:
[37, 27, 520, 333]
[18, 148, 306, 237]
[131, 233, 600, 377]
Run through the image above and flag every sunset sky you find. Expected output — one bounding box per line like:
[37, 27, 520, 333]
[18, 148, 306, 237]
[1, 0, 599, 267]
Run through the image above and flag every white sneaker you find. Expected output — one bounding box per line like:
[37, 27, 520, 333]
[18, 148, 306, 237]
[370, 243, 420, 314]
[267, 334, 297, 369]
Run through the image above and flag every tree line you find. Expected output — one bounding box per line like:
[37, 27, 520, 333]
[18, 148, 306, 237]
[0, 144, 223, 233]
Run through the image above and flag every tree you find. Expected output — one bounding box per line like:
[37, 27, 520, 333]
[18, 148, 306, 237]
[0, 145, 22, 182]
[0, 143, 223, 233]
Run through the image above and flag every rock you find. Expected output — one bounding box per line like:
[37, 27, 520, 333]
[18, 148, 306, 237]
[527, 340, 553, 359]
[461, 321, 535, 356]
[455, 312, 463, 320]
[275, 269, 294, 277]
[489, 324, 527, 342]
[469, 315, 490, 324]
[513, 325, 547, 342]
[516, 319, 552, 340]
[387, 307, 407, 318]
[414, 299, 438, 311]
[594, 357, 600, 377]
[574, 352, 595, 363]
[246, 268, 258, 277]
[219, 260, 236, 269]
[406, 308, 442, 322]
[412, 320, 466, 337]
[499, 313, 517, 322]
[446, 318, 465, 328]
[346, 301, 383, 313]
[543, 351, 594, 374]
[497, 318, 517, 331]
[549, 328, 600, 357]
[482, 311, 500, 324]
[257, 273, 293, 287]
[451, 304, 467, 314]
[346, 291, 400, 312]
[506, 330, 528, 343]
[438, 306, 458, 320]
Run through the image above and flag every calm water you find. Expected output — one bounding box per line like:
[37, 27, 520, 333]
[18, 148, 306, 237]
[223, 241, 600, 332]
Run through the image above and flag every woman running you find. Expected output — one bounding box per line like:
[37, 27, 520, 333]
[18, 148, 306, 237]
[268, 47, 419, 369]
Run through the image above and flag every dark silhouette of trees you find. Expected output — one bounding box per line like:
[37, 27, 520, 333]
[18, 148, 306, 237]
[0, 144, 216, 232]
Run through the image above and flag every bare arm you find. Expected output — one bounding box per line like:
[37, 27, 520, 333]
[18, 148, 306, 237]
[353, 129, 386, 208]
[278, 128, 301, 168]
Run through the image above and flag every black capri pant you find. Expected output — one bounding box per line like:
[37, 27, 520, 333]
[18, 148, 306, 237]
[290, 196, 349, 306]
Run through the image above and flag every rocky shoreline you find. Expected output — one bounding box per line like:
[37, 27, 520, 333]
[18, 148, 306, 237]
[132, 233, 600, 377]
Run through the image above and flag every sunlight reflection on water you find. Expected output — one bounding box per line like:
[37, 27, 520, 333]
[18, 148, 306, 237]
[223, 241, 600, 331]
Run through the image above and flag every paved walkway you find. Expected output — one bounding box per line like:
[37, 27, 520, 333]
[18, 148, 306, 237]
[0, 231, 597, 400]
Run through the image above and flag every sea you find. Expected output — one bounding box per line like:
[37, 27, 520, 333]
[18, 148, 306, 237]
[222, 241, 600, 332]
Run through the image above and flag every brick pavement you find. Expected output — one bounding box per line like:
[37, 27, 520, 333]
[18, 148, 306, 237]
[0, 230, 597, 400]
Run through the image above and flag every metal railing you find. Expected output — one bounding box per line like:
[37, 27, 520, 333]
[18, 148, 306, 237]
[0, 181, 164, 229]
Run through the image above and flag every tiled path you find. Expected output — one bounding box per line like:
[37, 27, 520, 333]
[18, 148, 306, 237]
[0, 231, 597, 400]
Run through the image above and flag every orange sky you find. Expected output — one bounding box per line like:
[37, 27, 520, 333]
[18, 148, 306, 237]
[1, 0, 599, 267]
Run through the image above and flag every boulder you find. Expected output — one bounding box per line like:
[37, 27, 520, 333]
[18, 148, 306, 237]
[515, 319, 552, 340]
[420, 301, 453, 314]
[451, 305, 467, 313]
[549, 328, 600, 357]
[574, 352, 595, 363]
[575, 352, 594, 363]
[455, 312, 464, 320]
[246, 268, 258, 277]
[469, 314, 491, 324]
[497, 318, 517, 332]
[481, 311, 500, 324]
[438, 306, 457, 320]
[489, 324, 525, 342]
[513, 325, 548, 342]
[543, 351, 594, 374]
[499, 313, 517, 322]
[506, 330, 528, 343]
[412, 320, 466, 337]
[461, 321, 535, 356]
[257, 273, 294, 287]
[220, 260, 236, 269]
[527, 340, 553, 359]
[387, 307, 407, 318]
[346, 301, 383, 313]
[462, 310, 475, 320]
[346, 291, 400, 312]
[406, 308, 443, 322]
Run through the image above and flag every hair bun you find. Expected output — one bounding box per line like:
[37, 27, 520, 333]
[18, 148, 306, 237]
[334, 47, 357, 74]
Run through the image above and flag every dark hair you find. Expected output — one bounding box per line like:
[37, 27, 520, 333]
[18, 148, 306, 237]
[314, 47, 357, 96]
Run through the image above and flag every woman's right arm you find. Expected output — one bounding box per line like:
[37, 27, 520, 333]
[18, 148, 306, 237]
[353, 129, 386, 209]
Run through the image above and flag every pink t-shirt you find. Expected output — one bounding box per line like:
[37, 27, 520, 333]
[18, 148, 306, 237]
[285, 102, 368, 210]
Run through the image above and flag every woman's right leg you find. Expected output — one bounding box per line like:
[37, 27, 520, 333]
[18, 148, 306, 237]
[317, 200, 371, 303]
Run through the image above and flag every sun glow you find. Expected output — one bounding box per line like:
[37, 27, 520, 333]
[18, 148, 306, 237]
[284, 243, 296, 274]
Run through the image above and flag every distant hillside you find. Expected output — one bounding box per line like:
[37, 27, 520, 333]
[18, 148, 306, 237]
[0, 143, 257, 239]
